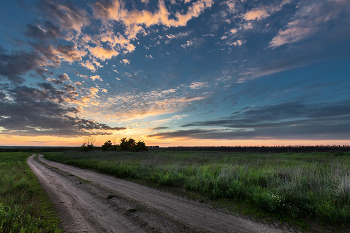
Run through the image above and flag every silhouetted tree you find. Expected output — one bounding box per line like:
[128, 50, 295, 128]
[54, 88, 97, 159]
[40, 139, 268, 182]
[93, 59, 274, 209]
[118, 137, 147, 151]
[135, 140, 148, 152]
[102, 140, 113, 151]
[120, 137, 136, 150]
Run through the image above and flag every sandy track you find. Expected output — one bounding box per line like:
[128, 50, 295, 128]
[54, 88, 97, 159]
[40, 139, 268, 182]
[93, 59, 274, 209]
[29, 154, 285, 233]
[27, 155, 145, 233]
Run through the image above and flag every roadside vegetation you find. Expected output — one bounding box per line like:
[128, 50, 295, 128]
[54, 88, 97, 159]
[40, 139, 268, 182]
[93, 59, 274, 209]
[44, 150, 350, 230]
[0, 152, 63, 232]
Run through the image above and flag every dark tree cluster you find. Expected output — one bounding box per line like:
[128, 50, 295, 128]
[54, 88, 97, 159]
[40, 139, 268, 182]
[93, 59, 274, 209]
[102, 137, 148, 152]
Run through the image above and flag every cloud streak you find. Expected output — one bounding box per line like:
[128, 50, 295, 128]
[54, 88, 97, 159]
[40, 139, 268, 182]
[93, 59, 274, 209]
[269, 0, 350, 48]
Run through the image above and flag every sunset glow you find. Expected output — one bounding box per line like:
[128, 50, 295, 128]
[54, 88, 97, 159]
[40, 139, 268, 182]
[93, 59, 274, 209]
[0, 0, 350, 147]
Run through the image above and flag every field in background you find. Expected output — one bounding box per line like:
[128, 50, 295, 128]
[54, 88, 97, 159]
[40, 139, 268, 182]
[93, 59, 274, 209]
[44, 150, 350, 230]
[0, 152, 62, 233]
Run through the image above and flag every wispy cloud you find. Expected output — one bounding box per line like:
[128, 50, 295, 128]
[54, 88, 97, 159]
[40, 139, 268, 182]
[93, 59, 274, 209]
[147, 101, 350, 140]
[188, 81, 209, 89]
[39, 0, 90, 33]
[243, 0, 291, 21]
[87, 87, 210, 121]
[166, 31, 192, 39]
[269, 0, 350, 48]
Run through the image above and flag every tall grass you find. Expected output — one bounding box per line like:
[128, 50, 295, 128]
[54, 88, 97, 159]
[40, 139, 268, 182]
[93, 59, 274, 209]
[0, 152, 62, 232]
[44, 151, 350, 227]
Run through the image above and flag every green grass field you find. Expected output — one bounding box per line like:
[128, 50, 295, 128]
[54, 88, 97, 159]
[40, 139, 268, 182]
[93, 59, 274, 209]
[0, 152, 63, 233]
[44, 150, 350, 230]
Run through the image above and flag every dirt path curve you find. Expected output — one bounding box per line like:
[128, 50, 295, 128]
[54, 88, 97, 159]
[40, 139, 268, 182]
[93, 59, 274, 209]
[27, 155, 145, 233]
[29, 154, 285, 233]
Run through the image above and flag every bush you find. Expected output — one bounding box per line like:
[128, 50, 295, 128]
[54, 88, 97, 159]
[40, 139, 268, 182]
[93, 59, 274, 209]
[134, 141, 148, 152]
[102, 140, 112, 151]
[120, 138, 136, 150]
[101, 138, 148, 152]
[109, 145, 121, 151]
[79, 144, 95, 152]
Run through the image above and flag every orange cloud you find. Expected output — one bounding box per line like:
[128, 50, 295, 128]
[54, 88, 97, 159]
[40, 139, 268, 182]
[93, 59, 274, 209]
[81, 60, 96, 72]
[90, 87, 99, 95]
[89, 45, 119, 61]
[90, 75, 103, 81]
[243, 9, 269, 21]
[93, 0, 213, 39]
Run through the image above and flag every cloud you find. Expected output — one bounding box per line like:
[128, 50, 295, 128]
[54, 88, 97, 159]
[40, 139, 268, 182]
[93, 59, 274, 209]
[92, 88, 210, 121]
[152, 127, 169, 131]
[80, 60, 97, 72]
[0, 93, 126, 135]
[181, 38, 204, 48]
[230, 28, 238, 34]
[93, 0, 213, 39]
[227, 39, 245, 46]
[129, 114, 188, 128]
[146, 129, 218, 139]
[224, 0, 237, 13]
[47, 73, 70, 85]
[55, 44, 86, 62]
[58, 73, 70, 82]
[89, 45, 119, 61]
[0, 50, 47, 83]
[31, 42, 86, 65]
[188, 81, 208, 89]
[40, 0, 90, 33]
[162, 88, 177, 94]
[162, 101, 350, 140]
[24, 21, 62, 40]
[166, 31, 192, 39]
[243, 9, 269, 21]
[269, 0, 350, 48]
[121, 59, 130, 65]
[90, 75, 103, 81]
[90, 87, 99, 95]
[74, 71, 88, 79]
[62, 83, 77, 93]
[237, 66, 288, 83]
[243, 0, 291, 21]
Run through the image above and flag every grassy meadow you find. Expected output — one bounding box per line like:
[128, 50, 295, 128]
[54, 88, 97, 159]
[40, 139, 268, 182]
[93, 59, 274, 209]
[44, 150, 350, 229]
[0, 152, 62, 233]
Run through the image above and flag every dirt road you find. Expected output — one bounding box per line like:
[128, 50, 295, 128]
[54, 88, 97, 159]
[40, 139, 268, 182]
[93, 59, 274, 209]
[28, 154, 287, 233]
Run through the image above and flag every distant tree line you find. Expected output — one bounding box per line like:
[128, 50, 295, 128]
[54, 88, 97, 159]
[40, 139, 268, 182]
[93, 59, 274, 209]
[101, 138, 148, 152]
[80, 136, 148, 152]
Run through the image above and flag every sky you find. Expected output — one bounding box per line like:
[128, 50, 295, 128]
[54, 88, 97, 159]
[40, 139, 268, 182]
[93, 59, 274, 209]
[0, 0, 350, 147]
